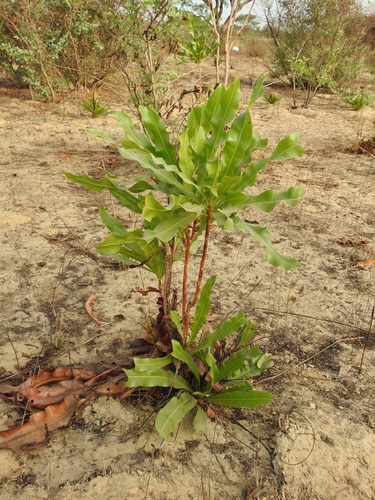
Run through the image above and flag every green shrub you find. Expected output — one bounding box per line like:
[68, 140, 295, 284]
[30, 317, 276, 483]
[341, 88, 375, 110]
[269, 0, 368, 107]
[65, 77, 306, 437]
[0, 0, 125, 101]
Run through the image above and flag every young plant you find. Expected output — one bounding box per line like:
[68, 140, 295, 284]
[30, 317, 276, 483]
[125, 312, 274, 437]
[264, 92, 281, 104]
[83, 90, 110, 118]
[341, 88, 375, 111]
[178, 13, 218, 84]
[65, 76, 306, 436]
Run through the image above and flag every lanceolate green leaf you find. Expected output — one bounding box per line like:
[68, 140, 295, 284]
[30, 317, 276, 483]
[133, 356, 173, 372]
[193, 405, 207, 433]
[201, 84, 225, 133]
[86, 129, 116, 145]
[178, 128, 195, 178]
[140, 105, 177, 166]
[240, 322, 257, 345]
[208, 389, 274, 408]
[125, 368, 193, 392]
[144, 211, 199, 243]
[233, 217, 301, 270]
[270, 133, 305, 161]
[236, 187, 307, 213]
[99, 207, 128, 236]
[171, 340, 200, 384]
[128, 180, 155, 193]
[155, 392, 197, 438]
[96, 231, 165, 279]
[142, 194, 169, 221]
[64, 173, 142, 214]
[189, 275, 217, 345]
[170, 311, 183, 336]
[191, 313, 248, 354]
[233, 158, 270, 190]
[118, 149, 201, 202]
[216, 175, 243, 196]
[186, 103, 204, 139]
[205, 351, 219, 390]
[205, 77, 241, 156]
[248, 76, 266, 109]
[228, 353, 273, 380]
[116, 111, 156, 153]
[220, 110, 253, 179]
[217, 346, 249, 381]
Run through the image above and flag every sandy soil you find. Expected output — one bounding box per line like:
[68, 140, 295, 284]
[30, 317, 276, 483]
[0, 57, 374, 499]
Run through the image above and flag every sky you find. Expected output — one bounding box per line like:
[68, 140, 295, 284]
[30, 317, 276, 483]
[219, 0, 375, 26]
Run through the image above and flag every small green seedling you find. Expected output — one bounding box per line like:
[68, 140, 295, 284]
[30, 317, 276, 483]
[342, 88, 375, 111]
[83, 90, 110, 117]
[264, 92, 281, 104]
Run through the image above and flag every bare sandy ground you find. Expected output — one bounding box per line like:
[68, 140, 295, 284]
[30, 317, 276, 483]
[0, 57, 374, 499]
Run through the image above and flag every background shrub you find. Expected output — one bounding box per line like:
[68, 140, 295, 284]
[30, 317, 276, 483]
[265, 0, 370, 106]
[0, 0, 125, 100]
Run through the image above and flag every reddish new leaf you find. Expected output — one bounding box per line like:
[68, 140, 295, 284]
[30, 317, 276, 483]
[0, 394, 86, 451]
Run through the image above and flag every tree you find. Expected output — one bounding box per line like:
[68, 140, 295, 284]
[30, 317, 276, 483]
[204, 0, 257, 85]
[264, 0, 369, 107]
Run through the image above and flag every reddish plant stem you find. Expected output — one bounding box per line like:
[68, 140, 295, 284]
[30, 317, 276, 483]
[182, 221, 199, 339]
[182, 227, 191, 337]
[183, 206, 212, 338]
[163, 242, 173, 316]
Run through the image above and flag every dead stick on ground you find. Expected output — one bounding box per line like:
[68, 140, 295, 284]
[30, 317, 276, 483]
[359, 306, 375, 374]
[85, 293, 104, 326]
[254, 336, 362, 385]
